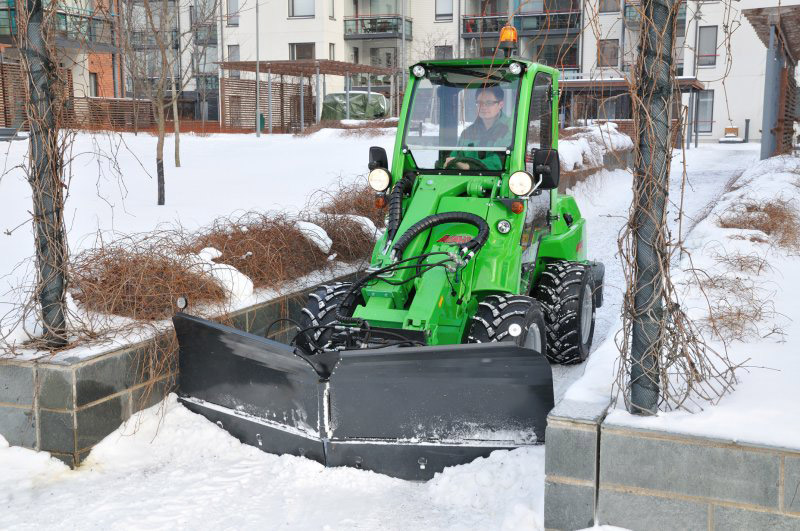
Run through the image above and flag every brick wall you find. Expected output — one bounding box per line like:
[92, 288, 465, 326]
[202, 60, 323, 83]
[88, 53, 116, 98]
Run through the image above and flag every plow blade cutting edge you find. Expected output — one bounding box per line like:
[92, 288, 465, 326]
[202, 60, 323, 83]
[174, 313, 554, 481]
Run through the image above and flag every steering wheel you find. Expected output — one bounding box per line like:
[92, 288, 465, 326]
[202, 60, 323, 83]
[444, 156, 490, 171]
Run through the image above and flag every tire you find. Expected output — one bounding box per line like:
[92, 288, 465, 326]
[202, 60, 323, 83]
[466, 294, 547, 357]
[296, 282, 363, 353]
[533, 260, 596, 365]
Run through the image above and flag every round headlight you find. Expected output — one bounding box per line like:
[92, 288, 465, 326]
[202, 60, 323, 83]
[368, 168, 391, 192]
[497, 220, 512, 234]
[509, 171, 534, 196]
[508, 62, 523, 75]
[412, 65, 426, 78]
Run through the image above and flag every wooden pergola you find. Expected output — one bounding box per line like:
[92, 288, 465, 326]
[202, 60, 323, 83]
[217, 60, 398, 132]
[743, 6, 800, 158]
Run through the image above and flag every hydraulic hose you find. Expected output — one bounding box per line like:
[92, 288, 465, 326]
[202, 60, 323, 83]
[392, 212, 489, 261]
[386, 172, 416, 244]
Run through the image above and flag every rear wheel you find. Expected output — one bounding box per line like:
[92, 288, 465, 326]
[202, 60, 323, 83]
[534, 261, 596, 365]
[296, 283, 363, 353]
[466, 294, 547, 357]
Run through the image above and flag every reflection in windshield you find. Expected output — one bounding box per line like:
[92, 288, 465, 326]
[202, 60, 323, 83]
[403, 66, 520, 170]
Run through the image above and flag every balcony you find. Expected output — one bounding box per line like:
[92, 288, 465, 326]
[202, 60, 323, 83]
[344, 15, 412, 40]
[130, 30, 180, 50]
[462, 10, 581, 39]
[0, 1, 117, 51]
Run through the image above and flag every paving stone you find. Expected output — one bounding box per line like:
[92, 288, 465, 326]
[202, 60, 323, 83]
[0, 363, 34, 405]
[713, 505, 800, 530]
[786, 456, 800, 514]
[247, 303, 282, 337]
[76, 395, 125, 451]
[597, 487, 708, 530]
[545, 424, 597, 482]
[131, 374, 176, 414]
[50, 452, 76, 468]
[544, 480, 595, 531]
[39, 409, 75, 453]
[600, 429, 780, 507]
[0, 405, 36, 447]
[37, 367, 74, 410]
[75, 350, 138, 406]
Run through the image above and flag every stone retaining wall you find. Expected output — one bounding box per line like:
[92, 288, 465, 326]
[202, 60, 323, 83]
[544, 399, 800, 530]
[0, 273, 353, 467]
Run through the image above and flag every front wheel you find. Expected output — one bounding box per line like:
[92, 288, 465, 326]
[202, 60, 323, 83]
[534, 261, 596, 364]
[466, 294, 547, 357]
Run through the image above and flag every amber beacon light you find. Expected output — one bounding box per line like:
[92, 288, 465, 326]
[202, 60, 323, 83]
[498, 24, 518, 56]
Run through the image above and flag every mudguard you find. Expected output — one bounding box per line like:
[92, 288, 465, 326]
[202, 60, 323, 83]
[174, 313, 554, 481]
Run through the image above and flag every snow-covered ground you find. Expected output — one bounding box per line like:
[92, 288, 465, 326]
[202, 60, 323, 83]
[0, 128, 772, 529]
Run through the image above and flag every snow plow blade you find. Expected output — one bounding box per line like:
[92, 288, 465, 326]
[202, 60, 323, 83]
[174, 313, 554, 481]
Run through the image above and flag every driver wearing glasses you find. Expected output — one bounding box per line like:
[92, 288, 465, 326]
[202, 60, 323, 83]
[444, 85, 512, 170]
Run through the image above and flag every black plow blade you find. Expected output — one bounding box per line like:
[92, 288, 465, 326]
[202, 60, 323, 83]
[174, 314, 554, 481]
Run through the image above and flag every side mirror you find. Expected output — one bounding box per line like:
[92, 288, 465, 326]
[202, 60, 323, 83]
[533, 149, 560, 190]
[368, 146, 389, 170]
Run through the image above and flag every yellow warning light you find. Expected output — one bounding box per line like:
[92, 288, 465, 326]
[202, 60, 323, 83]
[499, 24, 518, 45]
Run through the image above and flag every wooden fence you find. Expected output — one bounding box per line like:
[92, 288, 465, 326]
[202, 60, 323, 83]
[221, 76, 315, 133]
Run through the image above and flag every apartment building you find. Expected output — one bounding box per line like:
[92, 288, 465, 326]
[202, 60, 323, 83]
[0, 0, 123, 99]
[578, 0, 800, 142]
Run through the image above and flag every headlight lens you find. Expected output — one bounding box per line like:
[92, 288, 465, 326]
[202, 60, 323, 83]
[509, 171, 534, 196]
[412, 65, 426, 78]
[508, 62, 523, 75]
[368, 168, 391, 192]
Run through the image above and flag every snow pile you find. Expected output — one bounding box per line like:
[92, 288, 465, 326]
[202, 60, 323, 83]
[0, 395, 546, 530]
[559, 122, 634, 172]
[567, 154, 800, 450]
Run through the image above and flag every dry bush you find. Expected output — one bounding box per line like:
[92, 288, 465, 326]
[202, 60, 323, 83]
[313, 180, 387, 228]
[190, 212, 329, 288]
[712, 250, 771, 275]
[71, 235, 226, 321]
[718, 199, 799, 248]
[698, 274, 780, 343]
[306, 213, 376, 262]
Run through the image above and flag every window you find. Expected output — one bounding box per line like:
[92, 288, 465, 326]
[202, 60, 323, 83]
[435, 0, 452, 21]
[698, 26, 717, 66]
[290, 42, 315, 60]
[599, 0, 619, 13]
[329, 43, 335, 60]
[353, 47, 359, 64]
[434, 45, 453, 59]
[228, 44, 239, 78]
[226, 0, 238, 26]
[289, 0, 314, 18]
[523, 72, 553, 247]
[696, 90, 714, 133]
[598, 40, 619, 67]
[329, 0, 334, 19]
[89, 73, 99, 97]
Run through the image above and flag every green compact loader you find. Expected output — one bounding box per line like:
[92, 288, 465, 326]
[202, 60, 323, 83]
[174, 55, 604, 480]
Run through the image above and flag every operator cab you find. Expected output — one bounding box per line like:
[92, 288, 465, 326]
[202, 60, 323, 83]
[402, 62, 523, 173]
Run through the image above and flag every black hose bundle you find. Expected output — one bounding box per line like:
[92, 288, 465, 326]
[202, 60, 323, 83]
[386, 172, 416, 243]
[392, 212, 490, 261]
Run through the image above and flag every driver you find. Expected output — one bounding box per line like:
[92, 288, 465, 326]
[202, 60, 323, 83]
[445, 85, 512, 170]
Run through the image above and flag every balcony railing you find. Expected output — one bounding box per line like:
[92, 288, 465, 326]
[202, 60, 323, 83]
[130, 29, 180, 49]
[344, 15, 412, 40]
[0, 1, 116, 47]
[462, 10, 581, 37]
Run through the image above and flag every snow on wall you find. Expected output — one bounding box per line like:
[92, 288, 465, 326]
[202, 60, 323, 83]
[559, 122, 634, 172]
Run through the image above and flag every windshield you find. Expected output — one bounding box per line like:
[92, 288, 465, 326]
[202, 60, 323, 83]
[403, 66, 521, 171]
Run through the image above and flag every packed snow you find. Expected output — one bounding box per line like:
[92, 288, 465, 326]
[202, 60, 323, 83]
[569, 153, 800, 451]
[1, 122, 784, 529]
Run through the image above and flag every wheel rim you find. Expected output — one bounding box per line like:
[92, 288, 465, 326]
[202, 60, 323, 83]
[580, 284, 593, 345]
[523, 322, 542, 354]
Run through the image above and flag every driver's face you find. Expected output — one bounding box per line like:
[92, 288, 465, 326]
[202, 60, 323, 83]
[476, 91, 504, 122]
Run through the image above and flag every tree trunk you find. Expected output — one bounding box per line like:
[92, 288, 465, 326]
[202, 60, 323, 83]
[156, 90, 166, 205]
[628, 0, 677, 414]
[24, 0, 68, 346]
[171, 75, 181, 167]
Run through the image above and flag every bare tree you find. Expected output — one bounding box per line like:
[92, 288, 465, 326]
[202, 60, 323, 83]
[120, 0, 218, 205]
